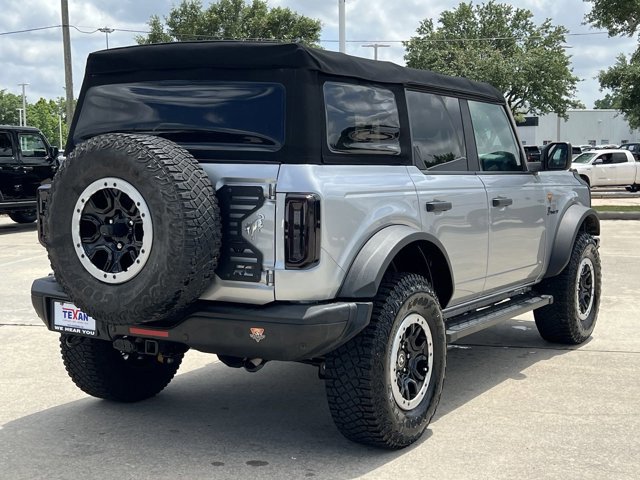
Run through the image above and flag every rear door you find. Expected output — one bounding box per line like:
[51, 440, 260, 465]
[612, 151, 636, 185]
[406, 90, 489, 305]
[468, 100, 547, 293]
[0, 131, 23, 201]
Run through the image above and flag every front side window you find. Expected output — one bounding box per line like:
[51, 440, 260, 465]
[324, 82, 400, 155]
[406, 90, 466, 171]
[19, 133, 48, 158]
[469, 101, 522, 172]
[74, 81, 285, 152]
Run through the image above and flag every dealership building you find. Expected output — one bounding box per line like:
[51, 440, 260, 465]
[516, 109, 639, 147]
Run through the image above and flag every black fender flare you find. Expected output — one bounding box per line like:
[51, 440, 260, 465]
[338, 225, 453, 298]
[545, 204, 600, 278]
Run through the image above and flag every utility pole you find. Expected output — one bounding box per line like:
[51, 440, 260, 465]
[362, 43, 390, 61]
[339, 0, 346, 53]
[17, 109, 23, 127]
[61, 0, 74, 123]
[18, 83, 29, 126]
[98, 27, 114, 49]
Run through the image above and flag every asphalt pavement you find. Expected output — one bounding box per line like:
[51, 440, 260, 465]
[0, 214, 638, 480]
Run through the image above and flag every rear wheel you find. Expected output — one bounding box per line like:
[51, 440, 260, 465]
[534, 232, 601, 344]
[9, 210, 36, 224]
[324, 273, 446, 449]
[60, 334, 183, 402]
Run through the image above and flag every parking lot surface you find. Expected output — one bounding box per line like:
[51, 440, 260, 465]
[0, 215, 639, 480]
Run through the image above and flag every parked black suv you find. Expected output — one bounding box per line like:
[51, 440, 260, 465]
[0, 125, 58, 223]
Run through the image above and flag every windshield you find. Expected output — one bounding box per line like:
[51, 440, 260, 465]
[572, 152, 596, 164]
[74, 81, 285, 152]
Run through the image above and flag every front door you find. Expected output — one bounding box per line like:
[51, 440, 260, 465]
[468, 100, 547, 293]
[17, 131, 56, 197]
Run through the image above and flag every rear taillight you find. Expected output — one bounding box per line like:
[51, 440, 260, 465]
[285, 194, 320, 269]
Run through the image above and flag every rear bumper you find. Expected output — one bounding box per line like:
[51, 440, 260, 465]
[31, 276, 372, 361]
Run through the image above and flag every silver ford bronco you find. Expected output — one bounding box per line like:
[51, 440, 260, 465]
[31, 42, 601, 449]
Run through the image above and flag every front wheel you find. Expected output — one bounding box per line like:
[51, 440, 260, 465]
[60, 334, 183, 402]
[534, 232, 601, 344]
[324, 273, 446, 449]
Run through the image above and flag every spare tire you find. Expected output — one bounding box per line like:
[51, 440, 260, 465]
[47, 133, 221, 325]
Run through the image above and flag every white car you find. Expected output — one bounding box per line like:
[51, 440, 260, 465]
[572, 149, 640, 190]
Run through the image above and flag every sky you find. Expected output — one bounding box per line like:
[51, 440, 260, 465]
[0, 0, 638, 109]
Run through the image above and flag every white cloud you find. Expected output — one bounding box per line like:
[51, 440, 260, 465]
[0, 0, 637, 107]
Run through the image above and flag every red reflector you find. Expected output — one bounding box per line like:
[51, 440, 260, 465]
[129, 327, 169, 338]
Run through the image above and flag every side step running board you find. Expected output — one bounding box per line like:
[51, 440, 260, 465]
[446, 294, 552, 343]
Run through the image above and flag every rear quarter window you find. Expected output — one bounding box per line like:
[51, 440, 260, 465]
[324, 82, 401, 156]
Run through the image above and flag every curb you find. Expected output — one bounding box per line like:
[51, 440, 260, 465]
[597, 211, 640, 220]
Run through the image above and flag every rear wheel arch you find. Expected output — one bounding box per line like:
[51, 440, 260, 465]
[338, 226, 454, 308]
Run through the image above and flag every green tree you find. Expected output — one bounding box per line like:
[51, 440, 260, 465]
[136, 0, 321, 46]
[27, 98, 68, 148]
[403, 1, 581, 118]
[0, 90, 22, 126]
[585, 0, 640, 36]
[585, 1, 640, 127]
[597, 53, 640, 127]
[594, 92, 622, 110]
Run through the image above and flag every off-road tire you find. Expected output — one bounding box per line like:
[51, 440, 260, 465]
[47, 133, 221, 325]
[9, 210, 37, 224]
[534, 232, 601, 344]
[324, 273, 446, 449]
[60, 334, 183, 402]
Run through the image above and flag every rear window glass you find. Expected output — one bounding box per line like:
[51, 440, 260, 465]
[74, 81, 285, 151]
[324, 82, 400, 155]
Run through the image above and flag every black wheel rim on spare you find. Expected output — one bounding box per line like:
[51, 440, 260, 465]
[389, 313, 434, 410]
[576, 257, 595, 321]
[71, 177, 153, 284]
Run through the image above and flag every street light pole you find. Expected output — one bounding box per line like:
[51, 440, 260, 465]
[18, 83, 29, 126]
[362, 43, 390, 61]
[339, 0, 346, 53]
[98, 27, 114, 49]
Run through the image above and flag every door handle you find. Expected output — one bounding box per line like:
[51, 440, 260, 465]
[426, 200, 452, 213]
[492, 197, 513, 207]
[23, 166, 34, 172]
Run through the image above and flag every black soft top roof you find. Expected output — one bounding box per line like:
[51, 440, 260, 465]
[86, 41, 503, 102]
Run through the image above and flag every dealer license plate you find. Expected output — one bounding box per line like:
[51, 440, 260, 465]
[53, 301, 96, 336]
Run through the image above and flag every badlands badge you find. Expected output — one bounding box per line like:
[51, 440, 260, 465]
[250, 327, 266, 343]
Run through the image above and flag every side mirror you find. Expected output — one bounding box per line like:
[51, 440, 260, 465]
[593, 158, 602, 165]
[51, 146, 60, 158]
[540, 142, 572, 171]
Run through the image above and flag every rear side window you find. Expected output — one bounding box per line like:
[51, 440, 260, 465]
[406, 90, 466, 171]
[612, 152, 629, 163]
[469, 101, 522, 172]
[0, 133, 14, 161]
[324, 82, 400, 155]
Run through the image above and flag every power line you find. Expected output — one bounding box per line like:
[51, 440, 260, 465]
[0, 25, 61, 36]
[0, 23, 614, 43]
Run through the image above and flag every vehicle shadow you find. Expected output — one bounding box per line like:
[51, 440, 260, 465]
[0, 317, 575, 479]
[0, 220, 37, 236]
